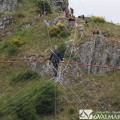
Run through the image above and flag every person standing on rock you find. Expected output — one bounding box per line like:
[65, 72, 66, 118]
[49, 46, 64, 77]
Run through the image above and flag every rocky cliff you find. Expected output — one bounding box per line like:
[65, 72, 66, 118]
[0, 0, 17, 12]
[77, 35, 120, 74]
[64, 35, 120, 75]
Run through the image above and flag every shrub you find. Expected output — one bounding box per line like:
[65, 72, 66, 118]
[49, 25, 60, 37]
[49, 23, 69, 37]
[0, 112, 3, 118]
[68, 108, 75, 115]
[70, 117, 79, 120]
[18, 0, 23, 3]
[16, 12, 25, 18]
[10, 36, 25, 47]
[11, 69, 39, 83]
[34, 0, 51, 14]
[0, 42, 8, 50]
[0, 41, 19, 57]
[15, 103, 37, 120]
[2, 81, 60, 119]
[5, 43, 19, 57]
[92, 16, 106, 23]
[58, 43, 66, 55]
[35, 83, 59, 115]
[57, 22, 65, 29]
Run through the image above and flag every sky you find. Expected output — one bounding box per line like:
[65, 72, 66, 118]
[69, 0, 120, 24]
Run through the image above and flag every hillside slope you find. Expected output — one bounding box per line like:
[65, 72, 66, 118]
[0, 0, 120, 120]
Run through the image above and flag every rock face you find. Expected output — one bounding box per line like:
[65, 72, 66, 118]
[0, 16, 13, 29]
[0, 0, 17, 12]
[0, 15, 14, 39]
[77, 35, 120, 74]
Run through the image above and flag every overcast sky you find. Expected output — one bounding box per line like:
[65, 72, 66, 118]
[69, 0, 120, 24]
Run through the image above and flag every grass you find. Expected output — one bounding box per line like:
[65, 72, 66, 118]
[0, 79, 59, 120]
[0, 0, 120, 119]
[10, 69, 40, 84]
[69, 71, 120, 111]
[91, 16, 106, 23]
[74, 20, 120, 48]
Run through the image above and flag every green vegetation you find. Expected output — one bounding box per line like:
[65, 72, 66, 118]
[0, 41, 20, 57]
[0, 80, 59, 120]
[10, 36, 25, 47]
[58, 42, 67, 55]
[10, 69, 39, 84]
[68, 108, 75, 115]
[91, 16, 106, 23]
[0, 0, 120, 120]
[33, 0, 51, 14]
[35, 83, 59, 115]
[49, 22, 70, 37]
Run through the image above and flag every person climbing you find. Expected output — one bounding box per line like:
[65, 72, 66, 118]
[68, 15, 76, 28]
[78, 15, 85, 20]
[96, 29, 100, 35]
[70, 8, 74, 16]
[82, 15, 85, 20]
[64, 8, 70, 18]
[92, 29, 100, 35]
[49, 46, 64, 77]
